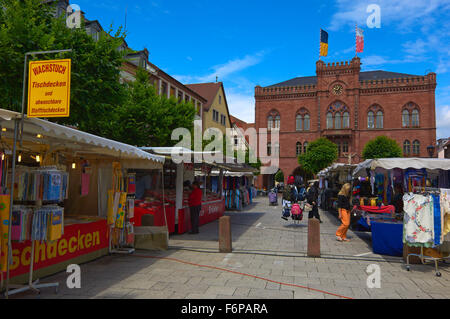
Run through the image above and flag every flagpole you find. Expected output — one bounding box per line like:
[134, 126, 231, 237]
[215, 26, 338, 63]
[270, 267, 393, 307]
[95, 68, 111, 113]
[319, 28, 321, 61]
[355, 24, 358, 58]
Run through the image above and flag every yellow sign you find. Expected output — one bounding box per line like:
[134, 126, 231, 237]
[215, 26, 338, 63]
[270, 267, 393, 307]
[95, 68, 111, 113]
[27, 59, 71, 118]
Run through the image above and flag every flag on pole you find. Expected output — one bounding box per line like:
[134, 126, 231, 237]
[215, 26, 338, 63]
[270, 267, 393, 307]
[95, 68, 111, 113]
[320, 29, 329, 57]
[356, 26, 364, 54]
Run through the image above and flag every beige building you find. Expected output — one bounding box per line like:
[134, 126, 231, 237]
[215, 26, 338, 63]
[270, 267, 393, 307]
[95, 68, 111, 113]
[185, 82, 232, 134]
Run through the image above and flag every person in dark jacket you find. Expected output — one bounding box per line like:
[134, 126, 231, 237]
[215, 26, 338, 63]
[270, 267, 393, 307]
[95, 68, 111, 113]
[307, 181, 322, 223]
[336, 183, 351, 242]
[189, 181, 203, 234]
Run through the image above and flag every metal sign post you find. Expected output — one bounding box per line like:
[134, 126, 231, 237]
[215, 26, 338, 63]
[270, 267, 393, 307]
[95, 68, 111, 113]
[4, 49, 71, 298]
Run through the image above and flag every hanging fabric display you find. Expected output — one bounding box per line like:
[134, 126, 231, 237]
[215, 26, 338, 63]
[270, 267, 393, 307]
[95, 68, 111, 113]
[115, 192, 127, 229]
[403, 193, 434, 247]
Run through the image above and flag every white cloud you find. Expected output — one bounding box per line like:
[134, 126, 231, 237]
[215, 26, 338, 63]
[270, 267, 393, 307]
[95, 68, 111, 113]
[437, 105, 450, 139]
[226, 92, 255, 123]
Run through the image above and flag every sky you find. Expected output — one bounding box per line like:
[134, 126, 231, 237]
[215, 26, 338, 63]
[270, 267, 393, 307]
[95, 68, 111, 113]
[74, 0, 450, 139]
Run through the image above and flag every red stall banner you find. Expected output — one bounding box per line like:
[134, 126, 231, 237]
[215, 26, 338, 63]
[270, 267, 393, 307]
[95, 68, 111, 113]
[9, 219, 108, 279]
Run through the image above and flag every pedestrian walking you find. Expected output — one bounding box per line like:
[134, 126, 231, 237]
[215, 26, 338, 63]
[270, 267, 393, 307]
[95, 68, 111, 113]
[306, 181, 322, 223]
[336, 183, 351, 242]
[189, 181, 203, 234]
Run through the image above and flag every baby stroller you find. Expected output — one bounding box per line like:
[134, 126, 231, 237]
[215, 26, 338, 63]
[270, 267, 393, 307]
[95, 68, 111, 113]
[290, 202, 304, 224]
[268, 188, 278, 206]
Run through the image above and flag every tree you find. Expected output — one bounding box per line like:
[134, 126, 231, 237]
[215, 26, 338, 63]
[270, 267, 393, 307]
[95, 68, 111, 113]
[114, 68, 197, 146]
[362, 135, 402, 159]
[0, 0, 127, 137]
[298, 137, 338, 174]
[274, 170, 284, 183]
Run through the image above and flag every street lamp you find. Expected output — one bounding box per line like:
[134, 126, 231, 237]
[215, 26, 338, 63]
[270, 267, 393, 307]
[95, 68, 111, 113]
[427, 145, 435, 158]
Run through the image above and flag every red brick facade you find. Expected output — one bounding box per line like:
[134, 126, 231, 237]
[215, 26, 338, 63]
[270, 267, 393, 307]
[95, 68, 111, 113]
[254, 57, 437, 188]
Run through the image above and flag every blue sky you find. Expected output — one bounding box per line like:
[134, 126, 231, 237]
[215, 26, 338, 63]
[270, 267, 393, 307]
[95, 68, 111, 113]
[75, 0, 450, 138]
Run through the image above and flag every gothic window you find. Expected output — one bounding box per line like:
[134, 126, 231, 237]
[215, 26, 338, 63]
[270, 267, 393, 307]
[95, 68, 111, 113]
[413, 140, 420, 155]
[403, 140, 411, 156]
[412, 109, 419, 127]
[304, 114, 310, 131]
[376, 111, 384, 129]
[326, 112, 333, 129]
[296, 142, 302, 156]
[343, 141, 349, 153]
[402, 110, 410, 128]
[343, 112, 350, 129]
[267, 116, 273, 130]
[296, 115, 303, 131]
[335, 112, 341, 129]
[274, 115, 280, 130]
[303, 141, 308, 153]
[368, 111, 375, 129]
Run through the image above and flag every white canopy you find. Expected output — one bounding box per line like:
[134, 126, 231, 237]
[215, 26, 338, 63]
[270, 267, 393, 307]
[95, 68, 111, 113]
[0, 108, 165, 168]
[318, 163, 357, 177]
[353, 158, 450, 177]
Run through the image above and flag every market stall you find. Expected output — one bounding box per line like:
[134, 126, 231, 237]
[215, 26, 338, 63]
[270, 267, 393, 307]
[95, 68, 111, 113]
[318, 163, 356, 213]
[352, 158, 450, 264]
[0, 109, 164, 291]
[138, 147, 256, 234]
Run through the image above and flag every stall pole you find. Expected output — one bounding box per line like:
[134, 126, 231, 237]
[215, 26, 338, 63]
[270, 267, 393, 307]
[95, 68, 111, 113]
[161, 167, 169, 241]
[175, 163, 183, 225]
[218, 169, 224, 198]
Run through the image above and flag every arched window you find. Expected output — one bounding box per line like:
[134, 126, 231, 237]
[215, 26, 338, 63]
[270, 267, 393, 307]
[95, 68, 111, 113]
[274, 115, 280, 130]
[367, 111, 375, 129]
[267, 116, 273, 130]
[402, 110, 410, 127]
[403, 140, 411, 156]
[343, 112, 350, 129]
[376, 111, 384, 129]
[296, 142, 302, 156]
[304, 114, 310, 131]
[412, 109, 419, 127]
[326, 112, 333, 129]
[343, 141, 349, 153]
[334, 112, 341, 129]
[267, 142, 272, 156]
[303, 141, 308, 153]
[296, 115, 303, 131]
[413, 140, 420, 155]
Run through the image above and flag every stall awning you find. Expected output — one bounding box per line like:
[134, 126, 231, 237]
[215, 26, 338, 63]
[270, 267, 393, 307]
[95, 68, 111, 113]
[353, 158, 450, 177]
[140, 146, 258, 174]
[0, 108, 165, 168]
[317, 163, 357, 177]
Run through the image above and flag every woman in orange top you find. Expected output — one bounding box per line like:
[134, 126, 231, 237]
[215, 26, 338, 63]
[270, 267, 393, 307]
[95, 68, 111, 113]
[336, 183, 351, 242]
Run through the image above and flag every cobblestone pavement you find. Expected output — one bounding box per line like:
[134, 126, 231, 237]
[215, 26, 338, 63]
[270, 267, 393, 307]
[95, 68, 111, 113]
[9, 196, 450, 299]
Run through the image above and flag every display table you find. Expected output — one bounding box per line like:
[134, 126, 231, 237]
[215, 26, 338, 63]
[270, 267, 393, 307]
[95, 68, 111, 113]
[371, 221, 403, 256]
[9, 217, 108, 284]
[133, 205, 175, 234]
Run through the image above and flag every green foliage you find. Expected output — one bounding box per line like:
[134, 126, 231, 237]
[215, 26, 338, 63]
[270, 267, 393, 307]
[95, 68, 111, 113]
[274, 170, 284, 183]
[298, 137, 338, 174]
[115, 68, 196, 146]
[0, 0, 128, 137]
[362, 135, 402, 160]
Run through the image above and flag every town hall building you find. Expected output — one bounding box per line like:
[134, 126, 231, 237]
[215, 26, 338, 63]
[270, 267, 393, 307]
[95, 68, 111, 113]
[254, 57, 437, 188]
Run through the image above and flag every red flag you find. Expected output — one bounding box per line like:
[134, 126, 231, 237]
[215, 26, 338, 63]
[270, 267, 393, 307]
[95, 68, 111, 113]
[356, 27, 364, 53]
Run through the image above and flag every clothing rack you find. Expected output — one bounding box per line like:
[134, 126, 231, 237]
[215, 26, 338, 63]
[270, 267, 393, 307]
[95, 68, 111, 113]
[405, 187, 450, 277]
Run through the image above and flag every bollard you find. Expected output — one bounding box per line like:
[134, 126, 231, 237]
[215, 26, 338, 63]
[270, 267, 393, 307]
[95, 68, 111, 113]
[219, 216, 232, 253]
[307, 218, 321, 257]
